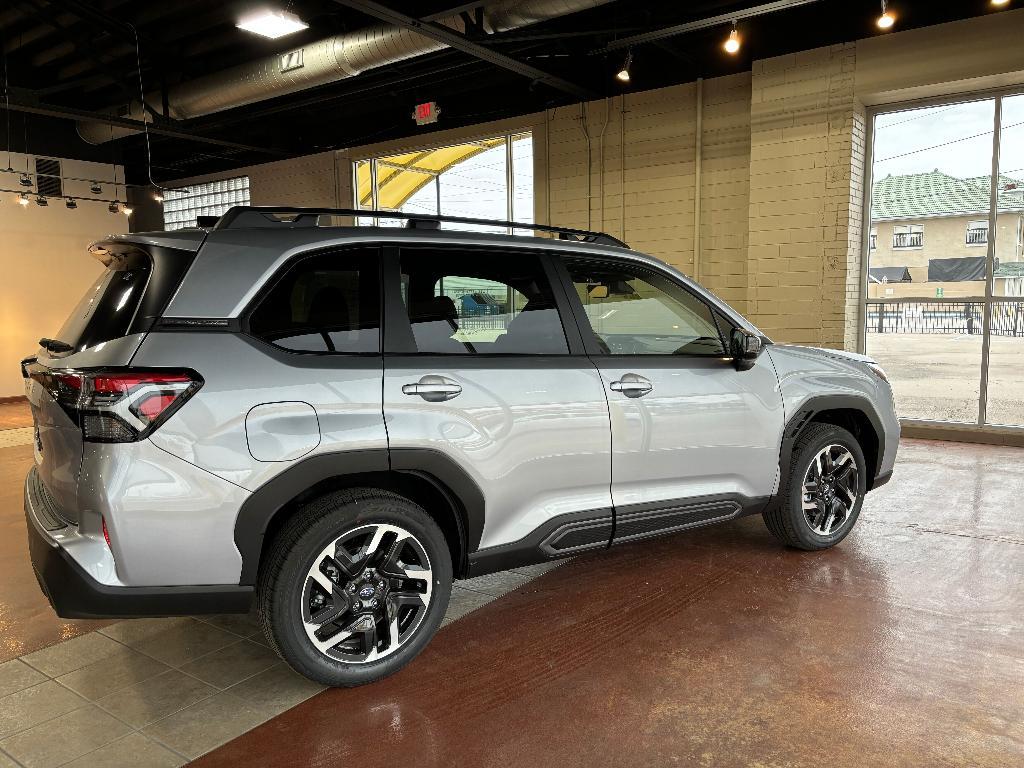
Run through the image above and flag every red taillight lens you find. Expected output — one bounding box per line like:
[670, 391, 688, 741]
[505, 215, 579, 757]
[102, 516, 111, 549]
[30, 368, 202, 443]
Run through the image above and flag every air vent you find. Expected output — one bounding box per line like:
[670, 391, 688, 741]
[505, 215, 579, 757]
[34, 158, 62, 198]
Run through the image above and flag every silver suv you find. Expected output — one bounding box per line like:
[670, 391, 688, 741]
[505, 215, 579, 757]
[23, 206, 898, 686]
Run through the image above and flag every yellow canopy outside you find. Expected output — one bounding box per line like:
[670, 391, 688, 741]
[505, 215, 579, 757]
[356, 137, 507, 210]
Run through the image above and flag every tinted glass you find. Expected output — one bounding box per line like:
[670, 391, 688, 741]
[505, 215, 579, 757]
[55, 251, 151, 352]
[564, 259, 725, 355]
[400, 249, 568, 354]
[249, 251, 380, 353]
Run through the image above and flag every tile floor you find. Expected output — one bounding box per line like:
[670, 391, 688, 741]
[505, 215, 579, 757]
[0, 567, 562, 767]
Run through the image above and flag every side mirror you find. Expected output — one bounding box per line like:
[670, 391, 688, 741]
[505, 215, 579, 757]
[730, 328, 764, 371]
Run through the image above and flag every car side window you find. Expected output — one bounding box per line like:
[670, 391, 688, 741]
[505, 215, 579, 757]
[563, 258, 726, 356]
[399, 249, 569, 355]
[248, 250, 380, 353]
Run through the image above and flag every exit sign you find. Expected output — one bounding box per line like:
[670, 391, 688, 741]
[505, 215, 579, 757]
[413, 101, 440, 125]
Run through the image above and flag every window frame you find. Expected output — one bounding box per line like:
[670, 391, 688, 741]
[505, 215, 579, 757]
[240, 244, 384, 357]
[551, 254, 732, 359]
[892, 223, 924, 249]
[382, 244, 586, 356]
[966, 219, 989, 246]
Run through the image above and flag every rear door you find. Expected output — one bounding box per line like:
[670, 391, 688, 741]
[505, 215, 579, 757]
[381, 245, 613, 557]
[555, 255, 785, 543]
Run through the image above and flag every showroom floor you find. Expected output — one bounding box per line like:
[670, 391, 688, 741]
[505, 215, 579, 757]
[1, 401, 1021, 767]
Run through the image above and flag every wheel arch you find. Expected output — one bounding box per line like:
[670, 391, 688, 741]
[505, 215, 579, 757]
[781, 395, 883, 490]
[235, 449, 485, 585]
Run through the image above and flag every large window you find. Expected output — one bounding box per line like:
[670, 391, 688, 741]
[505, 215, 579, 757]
[163, 176, 250, 230]
[865, 92, 1024, 429]
[354, 133, 532, 232]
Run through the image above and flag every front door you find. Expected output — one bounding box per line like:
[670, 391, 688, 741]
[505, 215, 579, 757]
[557, 256, 785, 544]
[381, 245, 613, 560]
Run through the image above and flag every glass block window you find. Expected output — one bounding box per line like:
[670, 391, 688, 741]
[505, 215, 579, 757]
[162, 176, 250, 230]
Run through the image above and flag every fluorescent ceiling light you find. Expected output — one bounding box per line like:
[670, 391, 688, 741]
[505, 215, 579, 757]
[237, 9, 308, 39]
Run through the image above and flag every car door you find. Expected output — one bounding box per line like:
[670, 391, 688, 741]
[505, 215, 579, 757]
[555, 255, 785, 544]
[381, 244, 613, 562]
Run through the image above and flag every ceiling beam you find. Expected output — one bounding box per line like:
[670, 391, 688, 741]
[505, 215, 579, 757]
[2, 94, 290, 156]
[599, 0, 823, 52]
[329, 0, 597, 100]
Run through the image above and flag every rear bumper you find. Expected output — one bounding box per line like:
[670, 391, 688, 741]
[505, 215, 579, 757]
[25, 469, 252, 619]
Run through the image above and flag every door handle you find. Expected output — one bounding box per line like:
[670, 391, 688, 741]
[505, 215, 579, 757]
[609, 373, 653, 398]
[402, 375, 463, 402]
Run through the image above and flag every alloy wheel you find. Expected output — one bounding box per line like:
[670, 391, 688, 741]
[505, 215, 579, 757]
[801, 444, 860, 536]
[300, 523, 433, 663]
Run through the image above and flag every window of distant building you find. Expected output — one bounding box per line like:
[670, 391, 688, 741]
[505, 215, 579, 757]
[966, 220, 989, 246]
[892, 224, 923, 249]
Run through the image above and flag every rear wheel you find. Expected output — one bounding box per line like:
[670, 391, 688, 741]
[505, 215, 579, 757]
[257, 489, 452, 686]
[763, 423, 867, 550]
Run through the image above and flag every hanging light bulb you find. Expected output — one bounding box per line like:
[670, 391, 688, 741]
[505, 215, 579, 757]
[19, 173, 32, 187]
[35, 196, 48, 207]
[153, 193, 164, 203]
[991, 0, 1010, 6]
[121, 204, 133, 216]
[65, 198, 77, 209]
[108, 201, 120, 213]
[90, 183, 102, 194]
[724, 22, 741, 54]
[17, 192, 29, 206]
[615, 50, 632, 83]
[877, 0, 896, 29]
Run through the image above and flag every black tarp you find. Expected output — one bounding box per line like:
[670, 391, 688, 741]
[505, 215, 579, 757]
[869, 266, 912, 283]
[928, 257, 986, 282]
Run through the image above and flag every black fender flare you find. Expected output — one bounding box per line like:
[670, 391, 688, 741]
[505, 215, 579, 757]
[233, 448, 485, 585]
[778, 393, 885, 489]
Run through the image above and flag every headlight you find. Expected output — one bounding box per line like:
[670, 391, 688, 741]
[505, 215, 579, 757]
[866, 363, 889, 383]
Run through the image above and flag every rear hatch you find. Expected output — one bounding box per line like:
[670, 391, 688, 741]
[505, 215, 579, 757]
[22, 238, 198, 523]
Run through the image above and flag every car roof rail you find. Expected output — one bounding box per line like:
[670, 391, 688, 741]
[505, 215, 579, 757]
[212, 206, 628, 248]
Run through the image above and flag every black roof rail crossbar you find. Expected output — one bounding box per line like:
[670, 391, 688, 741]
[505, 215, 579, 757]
[213, 206, 628, 248]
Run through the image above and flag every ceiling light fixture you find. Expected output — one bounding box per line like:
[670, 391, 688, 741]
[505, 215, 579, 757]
[90, 183, 102, 194]
[35, 196, 48, 207]
[877, 0, 896, 29]
[991, 0, 1010, 6]
[615, 50, 633, 83]
[19, 172, 31, 187]
[154, 193, 164, 203]
[724, 22, 741, 54]
[121, 204, 133, 216]
[236, 9, 308, 39]
[108, 201, 119, 213]
[17, 193, 29, 206]
[65, 198, 77, 209]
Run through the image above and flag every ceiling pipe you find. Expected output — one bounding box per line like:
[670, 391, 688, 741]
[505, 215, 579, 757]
[77, 0, 613, 145]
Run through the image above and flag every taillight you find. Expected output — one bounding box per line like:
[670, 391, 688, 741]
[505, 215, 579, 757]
[30, 368, 202, 443]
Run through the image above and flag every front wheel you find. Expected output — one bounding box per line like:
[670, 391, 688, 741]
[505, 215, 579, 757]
[257, 489, 452, 686]
[763, 423, 867, 550]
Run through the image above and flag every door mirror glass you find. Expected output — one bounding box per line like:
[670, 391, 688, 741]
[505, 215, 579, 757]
[730, 328, 764, 370]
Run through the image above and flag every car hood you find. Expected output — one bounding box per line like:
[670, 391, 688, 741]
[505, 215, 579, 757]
[771, 344, 876, 366]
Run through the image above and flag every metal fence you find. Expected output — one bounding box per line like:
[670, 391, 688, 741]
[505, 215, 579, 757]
[866, 301, 1024, 336]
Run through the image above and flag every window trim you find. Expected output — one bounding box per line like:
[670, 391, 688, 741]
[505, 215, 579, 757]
[382, 244, 586, 357]
[240, 244, 384, 357]
[552, 254, 731, 359]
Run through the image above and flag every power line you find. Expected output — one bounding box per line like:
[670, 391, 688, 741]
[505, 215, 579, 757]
[876, 120, 1024, 164]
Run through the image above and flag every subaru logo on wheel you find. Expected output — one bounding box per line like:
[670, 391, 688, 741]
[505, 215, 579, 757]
[358, 585, 375, 599]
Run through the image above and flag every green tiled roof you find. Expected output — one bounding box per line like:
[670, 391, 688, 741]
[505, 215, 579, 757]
[872, 171, 1024, 220]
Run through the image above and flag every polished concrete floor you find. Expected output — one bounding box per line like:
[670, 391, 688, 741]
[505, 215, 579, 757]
[1, 406, 1021, 766]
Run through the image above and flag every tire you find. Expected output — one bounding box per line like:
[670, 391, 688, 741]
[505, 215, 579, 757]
[257, 488, 452, 687]
[763, 423, 867, 551]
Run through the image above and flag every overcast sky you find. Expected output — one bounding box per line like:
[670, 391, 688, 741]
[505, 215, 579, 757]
[874, 93, 1024, 180]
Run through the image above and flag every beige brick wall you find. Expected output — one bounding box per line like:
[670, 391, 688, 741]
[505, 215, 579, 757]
[746, 44, 863, 348]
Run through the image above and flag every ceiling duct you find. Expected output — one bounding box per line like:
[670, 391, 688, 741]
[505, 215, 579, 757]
[77, 0, 612, 145]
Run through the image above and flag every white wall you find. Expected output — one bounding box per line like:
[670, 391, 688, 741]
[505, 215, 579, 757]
[0, 154, 127, 397]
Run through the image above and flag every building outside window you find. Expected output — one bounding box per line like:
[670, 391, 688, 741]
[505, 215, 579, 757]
[163, 176, 251, 230]
[869, 229, 877, 250]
